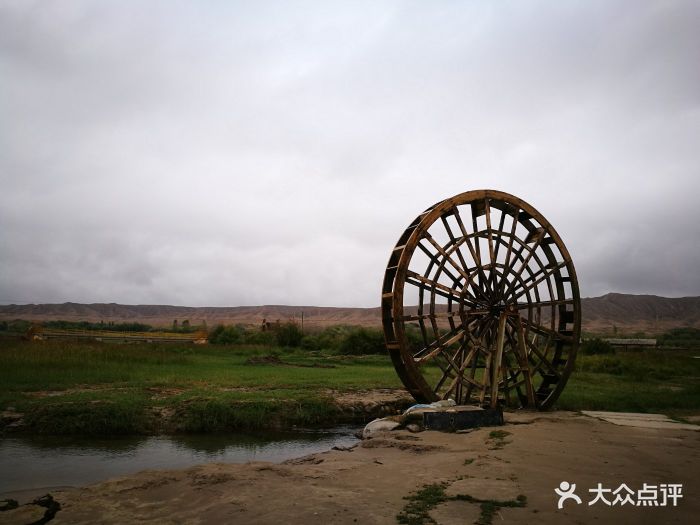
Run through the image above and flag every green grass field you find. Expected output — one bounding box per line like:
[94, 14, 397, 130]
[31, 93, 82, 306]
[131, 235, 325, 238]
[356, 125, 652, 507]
[559, 348, 700, 416]
[0, 339, 401, 435]
[0, 338, 698, 435]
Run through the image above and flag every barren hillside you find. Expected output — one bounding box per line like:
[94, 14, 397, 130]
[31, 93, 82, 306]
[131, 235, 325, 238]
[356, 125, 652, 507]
[0, 303, 381, 330]
[581, 293, 700, 334]
[1, 293, 698, 335]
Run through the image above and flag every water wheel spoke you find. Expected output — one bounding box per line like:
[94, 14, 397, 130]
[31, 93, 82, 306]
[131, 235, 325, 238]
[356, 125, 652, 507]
[433, 362, 456, 394]
[405, 271, 469, 305]
[478, 351, 492, 405]
[509, 260, 569, 303]
[502, 373, 527, 390]
[413, 328, 466, 363]
[402, 309, 491, 322]
[433, 341, 474, 392]
[519, 317, 573, 342]
[464, 355, 478, 397]
[517, 334, 561, 380]
[413, 325, 465, 359]
[451, 206, 492, 299]
[416, 242, 464, 288]
[499, 353, 526, 405]
[402, 311, 458, 322]
[431, 341, 477, 397]
[444, 370, 482, 398]
[463, 331, 492, 402]
[484, 198, 496, 269]
[441, 344, 481, 399]
[501, 231, 546, 299]
[488, 314, 507, 408]
[500, 360, 512, 405]
[495, 207, 521, 298]
[422, 232, 471, 282]
[440, 215, 472, 283]
[513, 298, 575, 309]
[487, 201, 508, 293]
[510, 316, 538, 406]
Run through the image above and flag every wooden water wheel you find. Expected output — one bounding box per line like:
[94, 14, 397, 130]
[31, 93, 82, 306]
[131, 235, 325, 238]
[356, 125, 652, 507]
[381, 190, 580, 409]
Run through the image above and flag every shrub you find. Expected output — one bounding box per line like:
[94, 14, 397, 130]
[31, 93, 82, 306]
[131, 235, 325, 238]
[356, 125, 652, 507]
[25, 401, 147, 435]
[338, 328, 386, 355]
[276, 322, 303, 348]
[581, 338, 615, 355]
[5, 320, 32, 334]
[208, 324, 244, 344]
[577, 355, 624, 375]
[405, 325, 426, 353]
[300, 326, 351, 352]
[300, 334, 320, 351]
[42, 320, 153, 332]
[659, 328, 700, 348]
[242, 330, 277, 346]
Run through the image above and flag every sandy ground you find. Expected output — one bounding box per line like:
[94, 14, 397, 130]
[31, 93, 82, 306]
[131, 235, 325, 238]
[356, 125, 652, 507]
[2, 411, 698, 525]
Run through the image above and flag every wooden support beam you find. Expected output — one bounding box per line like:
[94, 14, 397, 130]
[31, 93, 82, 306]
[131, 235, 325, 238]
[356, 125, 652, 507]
[514, 316, 537, 407]
[490, 313, 507, 408]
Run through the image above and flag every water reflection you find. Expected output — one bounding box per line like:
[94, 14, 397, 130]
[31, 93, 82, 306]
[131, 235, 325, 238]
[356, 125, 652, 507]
[0, 427, 358, 494]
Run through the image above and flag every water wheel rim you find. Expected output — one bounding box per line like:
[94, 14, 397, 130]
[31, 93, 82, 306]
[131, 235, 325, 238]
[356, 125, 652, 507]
[381, 189, 581, 410]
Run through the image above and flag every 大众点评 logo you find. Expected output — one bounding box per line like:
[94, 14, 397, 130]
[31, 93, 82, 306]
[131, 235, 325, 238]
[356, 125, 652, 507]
[555, 482, 682, 509]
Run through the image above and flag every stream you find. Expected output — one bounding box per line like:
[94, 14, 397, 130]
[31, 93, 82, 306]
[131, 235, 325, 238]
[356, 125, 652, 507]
[0, 426, 358, 498]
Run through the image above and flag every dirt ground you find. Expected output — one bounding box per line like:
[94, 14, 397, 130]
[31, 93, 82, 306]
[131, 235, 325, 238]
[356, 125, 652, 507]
[2, 411, 698, 525]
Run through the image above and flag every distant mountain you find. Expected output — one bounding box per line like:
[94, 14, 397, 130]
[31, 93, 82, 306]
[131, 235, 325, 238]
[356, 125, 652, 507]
[0, 302, 382, 330]
[1, 293, 698, 335]
[580, 293, 700, 334]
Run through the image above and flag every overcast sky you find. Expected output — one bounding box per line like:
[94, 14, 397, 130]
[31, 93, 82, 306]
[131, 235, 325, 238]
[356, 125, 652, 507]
[1, 0, 698, 307]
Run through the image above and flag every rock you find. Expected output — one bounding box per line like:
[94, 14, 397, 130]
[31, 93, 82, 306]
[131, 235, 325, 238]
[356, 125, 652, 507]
[0, 499, 18, 512]
[0, 409, 24, 432]
[361, 418, 401, 439]
[0, 495, 61, 525]
[406, 424, 423, 433]
[0, 503, 46, 524]
[331, 445, 357, 452]
[404, 399, 456, 415]
[1, 410, 22, 423]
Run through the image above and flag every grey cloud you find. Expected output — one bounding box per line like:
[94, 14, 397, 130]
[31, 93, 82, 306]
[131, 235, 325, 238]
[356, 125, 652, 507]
[1, 0, 698, 306]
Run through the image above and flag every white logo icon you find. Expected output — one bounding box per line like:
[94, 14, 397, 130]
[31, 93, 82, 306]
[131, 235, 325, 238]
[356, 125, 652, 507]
[555, 481, 582, 509]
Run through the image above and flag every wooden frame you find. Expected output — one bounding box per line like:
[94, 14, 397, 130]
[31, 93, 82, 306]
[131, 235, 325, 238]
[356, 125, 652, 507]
[381, 190, 580, 409]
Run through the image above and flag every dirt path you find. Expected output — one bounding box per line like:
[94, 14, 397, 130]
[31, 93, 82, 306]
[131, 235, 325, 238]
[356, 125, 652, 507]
[2, 411, 698, 524]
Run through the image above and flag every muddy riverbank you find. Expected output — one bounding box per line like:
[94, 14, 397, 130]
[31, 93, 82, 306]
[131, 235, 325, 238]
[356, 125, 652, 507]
[2, 411, 697, 524]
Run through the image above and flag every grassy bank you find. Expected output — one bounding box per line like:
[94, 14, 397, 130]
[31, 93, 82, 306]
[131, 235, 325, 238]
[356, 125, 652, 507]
[1, 338, 698, 436]
[0, 339, 402, 435]
[557, 347, 700, 416]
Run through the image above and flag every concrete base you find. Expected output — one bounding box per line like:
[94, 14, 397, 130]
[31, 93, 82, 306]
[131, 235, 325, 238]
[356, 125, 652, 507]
[422, 405, 504, 431]
[582, 410, 700, 431]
